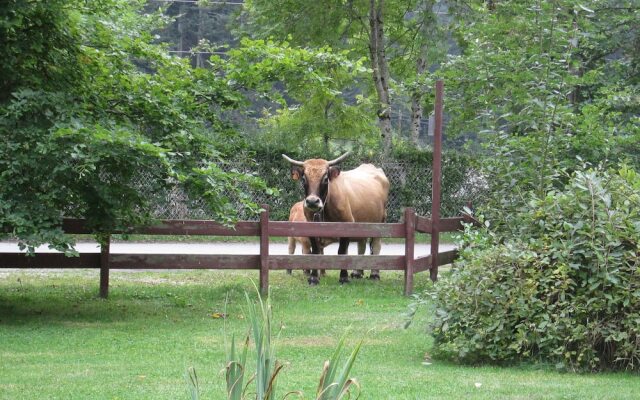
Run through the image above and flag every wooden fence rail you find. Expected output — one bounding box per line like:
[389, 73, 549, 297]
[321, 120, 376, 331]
[0, 208, 474, 297]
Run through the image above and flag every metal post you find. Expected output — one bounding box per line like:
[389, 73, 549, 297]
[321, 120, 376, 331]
[99, 234, 110, 298]
[259, 205, 270, 296]
[430, 80, 444, 282]
[404, 208, 416, 296]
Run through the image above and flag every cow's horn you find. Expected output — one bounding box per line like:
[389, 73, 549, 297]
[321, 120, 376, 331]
[327, 152, 351, 166]
[282, 154, 305, 166]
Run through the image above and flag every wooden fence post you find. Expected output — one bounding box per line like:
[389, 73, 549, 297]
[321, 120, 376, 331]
[99, 234, 110, 299]
[430, 80, 444, 282]
[404, 208, 416, 296]
[259, 205, 270, 296]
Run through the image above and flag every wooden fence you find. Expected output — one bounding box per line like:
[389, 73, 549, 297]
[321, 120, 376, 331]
[0, 207, 473, 297]
[0, 81, 470, 297]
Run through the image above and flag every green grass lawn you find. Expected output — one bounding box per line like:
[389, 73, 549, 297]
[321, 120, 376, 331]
[1, 269, 638, 400]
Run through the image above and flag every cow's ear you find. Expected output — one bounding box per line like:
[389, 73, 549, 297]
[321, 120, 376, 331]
[328, 167, 341, 180]
[291, 166, 303, 180]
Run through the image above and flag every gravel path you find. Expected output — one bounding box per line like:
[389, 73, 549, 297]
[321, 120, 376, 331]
[0, 240, 454, 257]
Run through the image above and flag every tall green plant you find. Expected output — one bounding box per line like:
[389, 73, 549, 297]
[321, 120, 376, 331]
[187, 285, 363, 399]
[244, 290, 284, 400]
[316, 333, 362, 400]
[225, 333, 250, 399]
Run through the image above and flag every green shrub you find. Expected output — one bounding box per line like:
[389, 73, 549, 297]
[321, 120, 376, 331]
[413, 166, 640, 371]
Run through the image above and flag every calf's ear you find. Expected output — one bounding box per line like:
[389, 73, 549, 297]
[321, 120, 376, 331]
[291, 166, 303, 180]
[328, 167, 341, 180]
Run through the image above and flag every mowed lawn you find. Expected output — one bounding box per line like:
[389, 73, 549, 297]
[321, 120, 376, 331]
[1, 268, 638, 400]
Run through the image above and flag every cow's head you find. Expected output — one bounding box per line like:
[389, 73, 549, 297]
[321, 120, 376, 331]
[282, 152, 350, 213]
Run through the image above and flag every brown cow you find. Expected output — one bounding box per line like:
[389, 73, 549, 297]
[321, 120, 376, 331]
[286, 201, 369, 276]
[282, 152, 389, 284]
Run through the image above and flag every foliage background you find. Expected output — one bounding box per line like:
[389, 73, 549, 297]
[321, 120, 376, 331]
[442, 0, 639, 228]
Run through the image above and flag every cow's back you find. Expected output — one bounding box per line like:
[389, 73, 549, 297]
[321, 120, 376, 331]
[337, 164, 389, 223]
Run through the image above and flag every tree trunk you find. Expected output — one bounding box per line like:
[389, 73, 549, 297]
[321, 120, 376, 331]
[368, 0, 393, 156]
[568, 20, 581, 105]
[411, 56, 427, 146]
[196, 7, 205, 68]
[323, 101, 333, 154]
[410, 0, 443, 148]
[178, 5, 187, 57]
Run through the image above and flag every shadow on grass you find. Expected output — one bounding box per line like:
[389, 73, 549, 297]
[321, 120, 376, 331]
[0, 278, 253, 326]
[0, 269, 431, 328]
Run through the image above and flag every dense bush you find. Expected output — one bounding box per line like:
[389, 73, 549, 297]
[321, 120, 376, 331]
[417, 166, 640, 371]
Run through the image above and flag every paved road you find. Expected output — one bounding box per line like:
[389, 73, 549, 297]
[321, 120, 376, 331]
[0, 240, 454, 257]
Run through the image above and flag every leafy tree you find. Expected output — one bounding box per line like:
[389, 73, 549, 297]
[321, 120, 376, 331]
[210, 38, 377, 153]
[0, 0, 268, 253]
[442, 0, 639, 228]
[144, 0, 238, 67]
[238, 0, 451, 153]
[397, 1, 450, 146]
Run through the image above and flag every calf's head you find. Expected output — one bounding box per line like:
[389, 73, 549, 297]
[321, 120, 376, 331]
[282, 152, 350, 213]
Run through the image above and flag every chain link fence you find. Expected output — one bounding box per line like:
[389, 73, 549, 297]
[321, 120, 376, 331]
[144, 153, 487, 222]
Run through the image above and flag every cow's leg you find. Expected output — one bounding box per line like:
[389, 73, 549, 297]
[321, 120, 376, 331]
[319, 246, 326, 276]
[287, 237, 296, 275]
[369, 237, 381, 280]
[302, 240, 312, 276]
[308, 237, 321, 285]
[338, 237, 350, 283]
[351, 239, 366, 279]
